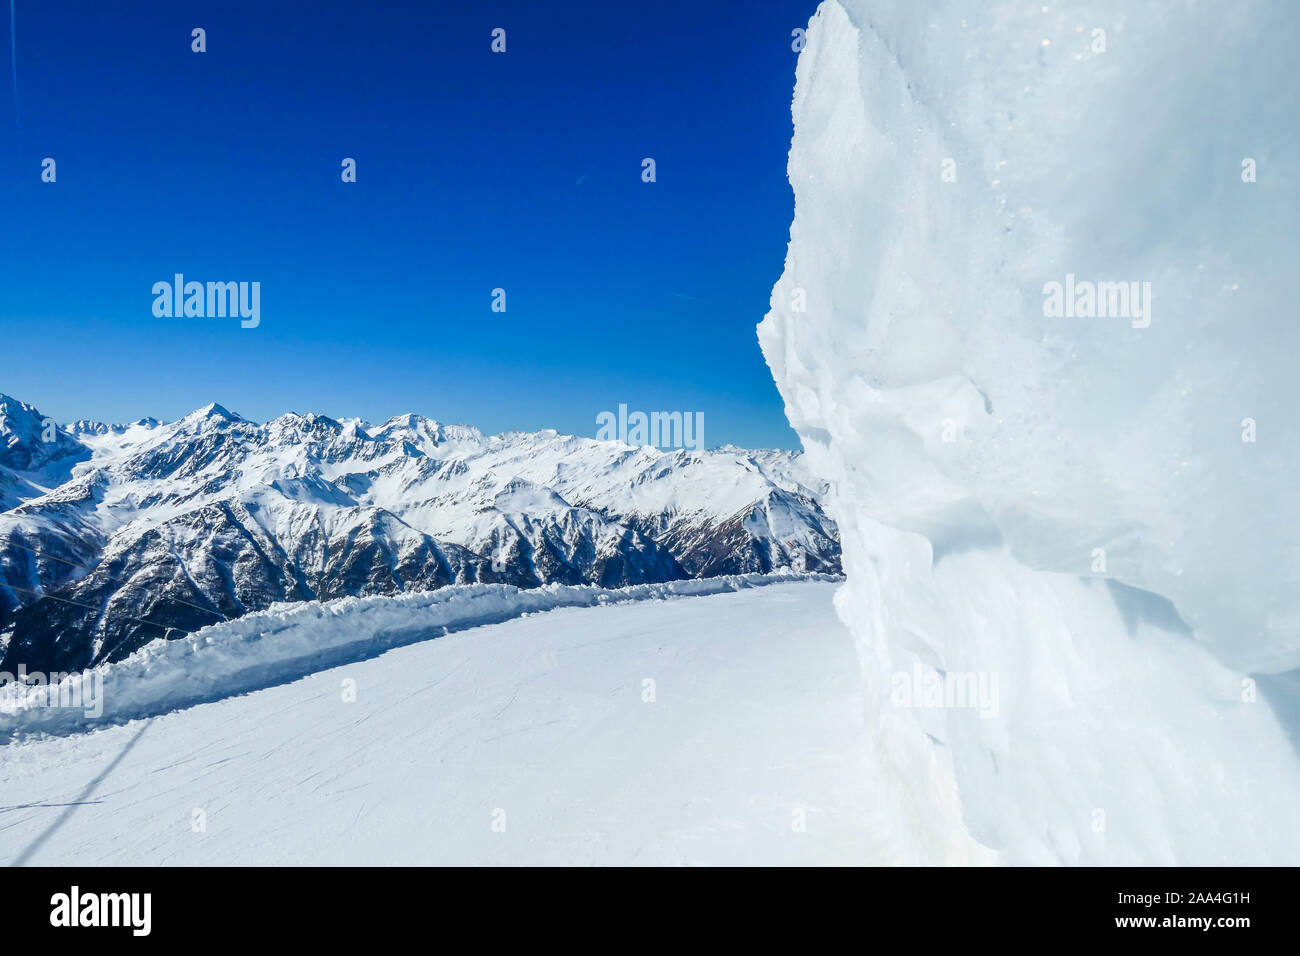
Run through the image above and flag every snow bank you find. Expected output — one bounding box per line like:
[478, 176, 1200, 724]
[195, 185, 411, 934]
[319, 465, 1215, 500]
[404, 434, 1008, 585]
[0, 572, 838, 742]
[760, 0, 1300, 863]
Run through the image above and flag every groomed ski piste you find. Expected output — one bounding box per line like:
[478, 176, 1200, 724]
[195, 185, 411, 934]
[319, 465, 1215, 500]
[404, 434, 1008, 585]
[0, 575, 883, 866]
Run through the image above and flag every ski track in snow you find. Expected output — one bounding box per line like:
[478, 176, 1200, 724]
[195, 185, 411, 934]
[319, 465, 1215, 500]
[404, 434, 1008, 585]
[0, 580, 883, 865]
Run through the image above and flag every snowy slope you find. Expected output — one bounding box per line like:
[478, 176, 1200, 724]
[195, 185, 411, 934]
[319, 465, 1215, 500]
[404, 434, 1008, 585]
[0, 394, 839, 672]
[0, 580, 878, 866]
[0, 571, 839, 740]
[758, 0, 1300, 864]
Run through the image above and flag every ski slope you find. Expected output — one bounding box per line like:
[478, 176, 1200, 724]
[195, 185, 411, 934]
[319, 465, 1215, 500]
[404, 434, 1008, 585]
[0, 580, 880, 865]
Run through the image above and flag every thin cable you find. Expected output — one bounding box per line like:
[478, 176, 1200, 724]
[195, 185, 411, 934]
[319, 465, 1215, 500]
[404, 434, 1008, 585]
[2, 582, 189, 637]
[0, 538, 229, 620]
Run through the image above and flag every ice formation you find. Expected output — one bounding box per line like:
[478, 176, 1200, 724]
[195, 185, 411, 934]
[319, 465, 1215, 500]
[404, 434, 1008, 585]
[760, 0, 1300, 864]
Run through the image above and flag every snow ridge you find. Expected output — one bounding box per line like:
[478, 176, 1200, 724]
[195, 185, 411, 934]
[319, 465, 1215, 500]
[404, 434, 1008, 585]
[0, 571, 839, 742]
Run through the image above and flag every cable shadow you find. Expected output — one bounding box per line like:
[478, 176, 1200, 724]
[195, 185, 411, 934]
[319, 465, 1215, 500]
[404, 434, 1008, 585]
[10, 718, 152, 866]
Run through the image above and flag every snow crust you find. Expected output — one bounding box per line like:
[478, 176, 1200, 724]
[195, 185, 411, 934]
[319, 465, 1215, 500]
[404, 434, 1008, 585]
[759, 0, 1300, 864]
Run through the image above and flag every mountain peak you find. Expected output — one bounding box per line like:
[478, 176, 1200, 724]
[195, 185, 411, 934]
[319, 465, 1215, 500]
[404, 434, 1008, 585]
[0, 393, 43, 426]
[0, 389, 841, 671]
[69, 417, 162, 437]
[0, 394, 90, 487]
[181, 402, 246, 426]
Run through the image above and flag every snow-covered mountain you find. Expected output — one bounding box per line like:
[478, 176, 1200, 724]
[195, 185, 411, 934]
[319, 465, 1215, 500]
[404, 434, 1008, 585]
[0, 393, 838, 672]
[0, 395, 91, 511]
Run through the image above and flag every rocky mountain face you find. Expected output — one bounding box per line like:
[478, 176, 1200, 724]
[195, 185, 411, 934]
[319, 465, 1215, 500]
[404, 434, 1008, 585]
[0, 394, 840, 672]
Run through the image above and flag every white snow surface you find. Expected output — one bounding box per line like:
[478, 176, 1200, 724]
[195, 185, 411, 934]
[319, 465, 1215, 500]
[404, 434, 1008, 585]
[0, 580, 878, 865]
[759, 0, 1300, 864]
[0, 571, 836, 741]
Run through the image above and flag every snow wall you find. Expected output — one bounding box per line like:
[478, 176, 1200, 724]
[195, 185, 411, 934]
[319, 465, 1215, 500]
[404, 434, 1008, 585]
[759, 0, 1300, 864]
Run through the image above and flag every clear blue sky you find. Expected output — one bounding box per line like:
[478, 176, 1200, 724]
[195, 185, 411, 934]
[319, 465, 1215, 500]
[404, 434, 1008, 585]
[0, 0, 816, 449]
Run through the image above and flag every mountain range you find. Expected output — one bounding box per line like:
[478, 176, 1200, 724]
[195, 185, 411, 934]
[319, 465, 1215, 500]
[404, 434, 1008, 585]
[0, 393, 839, 673]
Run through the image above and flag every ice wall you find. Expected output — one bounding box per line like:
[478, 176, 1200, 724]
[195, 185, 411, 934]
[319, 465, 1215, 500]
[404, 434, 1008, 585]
[760, 0, 1300, 864]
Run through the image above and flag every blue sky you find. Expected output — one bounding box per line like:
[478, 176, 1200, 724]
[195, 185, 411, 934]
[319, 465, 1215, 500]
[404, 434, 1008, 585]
[0, 0, 816, 449]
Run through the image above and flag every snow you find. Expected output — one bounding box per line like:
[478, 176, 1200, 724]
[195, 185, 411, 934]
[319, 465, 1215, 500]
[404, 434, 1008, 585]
[2, 391, 840, 672]
[0, 395, 90, 510]
[6, 0, 1294, 868]
[0, 571, 837, 741]
[758, 0, 1300, 863]
[6, 395, 837, 594]
[69, 405, 828, 547]
[0, 580, 879, 865]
